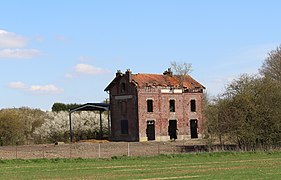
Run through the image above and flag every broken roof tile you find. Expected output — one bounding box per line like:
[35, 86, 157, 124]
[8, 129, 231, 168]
[132, 73, 205, 89]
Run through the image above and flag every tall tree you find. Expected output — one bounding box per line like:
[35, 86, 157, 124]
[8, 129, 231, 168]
[260, 45, 281, 82]
[205, 74, 281, 150]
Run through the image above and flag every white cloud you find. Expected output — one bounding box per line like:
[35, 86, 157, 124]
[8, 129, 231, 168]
[0, 48, 41, 59]
[8, 82, 27, 89]
[0, 29, 27, 48]
[8, 82, 63, 94]
[74, 63, 110, 75]
[30, 84, 64, 93]
[0, 29, 41, 59]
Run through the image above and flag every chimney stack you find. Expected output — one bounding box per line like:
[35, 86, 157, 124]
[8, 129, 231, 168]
[116, 70, 123, 77]
[125, 69, 132, 82]
[163, 68, 173, 76]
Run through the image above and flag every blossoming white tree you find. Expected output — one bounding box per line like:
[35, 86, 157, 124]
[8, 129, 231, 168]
[33, 111, 108, 143]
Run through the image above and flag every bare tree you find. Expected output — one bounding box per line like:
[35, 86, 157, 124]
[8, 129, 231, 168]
[170, 61, 192, 87]
[260, 45, 281, 82]
[170, 61, 192, 75]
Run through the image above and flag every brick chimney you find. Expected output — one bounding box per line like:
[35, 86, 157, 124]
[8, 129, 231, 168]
[125, 69, 132, 82]
[163, 68, 173, 76]
[116, 70, 123, 77]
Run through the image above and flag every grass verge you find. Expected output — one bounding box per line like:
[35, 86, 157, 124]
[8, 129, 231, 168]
[1, 151, 281, 179]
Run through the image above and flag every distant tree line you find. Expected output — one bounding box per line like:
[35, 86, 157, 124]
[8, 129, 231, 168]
[51, 103, 81, 112]
[204, 45, 281, 150]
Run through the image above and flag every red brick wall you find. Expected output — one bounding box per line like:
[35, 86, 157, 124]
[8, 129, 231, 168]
[109, 74, 204, 141]
[109, 76, 139, 141]
[137, 88, 204, 141]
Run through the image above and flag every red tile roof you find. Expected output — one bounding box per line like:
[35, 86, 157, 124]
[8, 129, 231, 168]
[104, 70, 205, 92]
[132, 73, 205, 89]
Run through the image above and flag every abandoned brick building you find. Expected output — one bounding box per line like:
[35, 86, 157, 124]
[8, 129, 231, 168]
[104, 69, 205, 141]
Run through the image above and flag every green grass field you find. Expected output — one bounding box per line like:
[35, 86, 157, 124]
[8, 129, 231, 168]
[1, 151, 281, 179]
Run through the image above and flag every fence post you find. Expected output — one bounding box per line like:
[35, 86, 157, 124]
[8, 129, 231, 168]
[158, 144, 160, 155]
[98, 143, 101, 158]
[42, 146, 45, 159]
[127, 143, 130, 157]
[69, 143, 72, 159]
[15, 146, 18, 159]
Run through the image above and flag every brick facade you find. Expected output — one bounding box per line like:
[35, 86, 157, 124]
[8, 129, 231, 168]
[105, 69, 205, 141]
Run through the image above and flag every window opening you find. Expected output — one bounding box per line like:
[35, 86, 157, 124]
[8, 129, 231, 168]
[191, 99, 196, 112]
[169, 99, 175, 112]
[147, 99, 153, 112]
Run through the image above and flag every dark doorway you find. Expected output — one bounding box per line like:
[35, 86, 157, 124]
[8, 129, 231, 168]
[168, 120, 177, 140]
[146, 120, 155, 140]
[190, 119, 198, 138]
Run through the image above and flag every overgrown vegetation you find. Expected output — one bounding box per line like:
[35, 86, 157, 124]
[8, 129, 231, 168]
[0, 107, 108, 145]
[204, 45, 281, 150]
[0, 108, 46, 146]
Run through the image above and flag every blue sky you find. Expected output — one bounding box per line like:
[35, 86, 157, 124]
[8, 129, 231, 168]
[1, 1, 281, 110]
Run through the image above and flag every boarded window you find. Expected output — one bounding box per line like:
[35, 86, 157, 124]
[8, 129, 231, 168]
[191, 99, 196, 112]
[169, 99, 175, 112]
[147, 99, 153, 112]
[121, 120, 128, 134]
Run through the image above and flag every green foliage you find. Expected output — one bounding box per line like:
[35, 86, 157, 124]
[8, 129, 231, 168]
[0, 109, 24, 146]
[51, 103, 81, 112]
[205, 75, 281, 150]
[0, 104, 108, 145]
[0, 108, 46, 146]
[205, 45, 281, 150]
[260, 45, 281, 82]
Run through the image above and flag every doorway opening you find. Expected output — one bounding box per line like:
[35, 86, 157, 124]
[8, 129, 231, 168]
[146, 120, 155, 140]
[168, 120, 177, 140]
[190, 119, 198, 138]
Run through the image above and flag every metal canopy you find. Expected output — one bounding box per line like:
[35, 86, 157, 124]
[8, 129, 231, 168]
[69, 103, 109, 113]
[69, 103, 110, 143]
